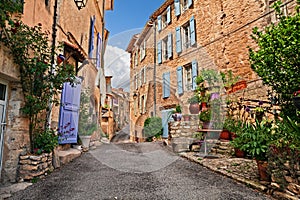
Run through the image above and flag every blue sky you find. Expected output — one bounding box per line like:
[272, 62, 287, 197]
[105, 0, 165, 49]
[104, 0, 165, 90]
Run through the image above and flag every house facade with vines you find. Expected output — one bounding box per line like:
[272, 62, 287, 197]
[0, 0, 113, 184]
[127, 0, 297, 142]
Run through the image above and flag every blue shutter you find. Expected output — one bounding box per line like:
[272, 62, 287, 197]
[157, 40, 162, 64]
[96, 33, 102, 69]
[163, 72, 170, 98]
[58, 79, 82, 144]
[192, 60, 198, 90]
[190, 16, 196, 46]
[167, 6, 171, 24]
[175, 26, 182, 53]
[177, 66, 183, 95]
[175, 0, 181, 16]
[157, 15, 162, 32]
[167, 33, 173, 59]
[188, 0, 193, 8]
[88, 16, 96, 58]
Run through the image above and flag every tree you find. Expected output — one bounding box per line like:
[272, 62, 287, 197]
[249, 0, 300, 118]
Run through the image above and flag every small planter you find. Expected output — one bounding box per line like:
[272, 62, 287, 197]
[230, 80, 247, 93]
[183, 115, 191, 121]
[189, 103, 200, 114]
[172, 113, 182, 121]
[79, 135, 91, 148]
[234, 148, 245, 158]
[202, 121, 210, 129]
[219, 129, 231, 140]
[256, 160, 270, 181]
[293, 96, 300, 110]
[200, 102, 208, 111]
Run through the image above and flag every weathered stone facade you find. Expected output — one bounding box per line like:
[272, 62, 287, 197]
[0, 0, 110, 184]
[18, 152, 53, 181]
[127, 0, 297, 141]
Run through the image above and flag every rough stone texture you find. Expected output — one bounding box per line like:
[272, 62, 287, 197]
[18, 153, 53, 181]
[0, 0, 106, 184]
[57, 148, 82, 166]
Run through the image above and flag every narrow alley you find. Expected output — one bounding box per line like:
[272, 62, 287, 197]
[8, 142, 272, 200]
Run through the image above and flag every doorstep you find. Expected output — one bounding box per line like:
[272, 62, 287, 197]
[56, 148, 82, 166]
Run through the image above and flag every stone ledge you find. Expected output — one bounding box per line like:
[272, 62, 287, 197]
[57, 148, 82, 166]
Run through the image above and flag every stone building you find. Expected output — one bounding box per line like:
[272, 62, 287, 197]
[127, 0, 297, 142]
[0, 0, 113, 184]
[111, 88, 130, 132]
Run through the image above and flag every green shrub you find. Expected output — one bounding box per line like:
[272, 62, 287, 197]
[144, 117, 163, 141]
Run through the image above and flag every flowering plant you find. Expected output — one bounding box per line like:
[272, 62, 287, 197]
[293, 90, 300, 97]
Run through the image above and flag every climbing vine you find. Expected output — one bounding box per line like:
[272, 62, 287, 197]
[0, 1, 76, 153]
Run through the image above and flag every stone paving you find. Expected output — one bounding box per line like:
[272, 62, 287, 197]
[180, 152, 268, 192]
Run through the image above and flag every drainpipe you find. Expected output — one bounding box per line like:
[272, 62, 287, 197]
[153, 20, 157, 117]
[46, 0, 59, 128]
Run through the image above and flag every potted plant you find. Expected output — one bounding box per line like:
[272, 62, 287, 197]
[230, 120, 272, 181]
[172, 105, 182, 121]
[199, 109, 211, 129]
[78, 89, 98, 149]
[200, 94, 210, 111]
[187, 95, 200, 114]
[220, 70, 240, 93]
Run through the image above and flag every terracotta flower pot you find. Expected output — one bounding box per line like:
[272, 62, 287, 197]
[234, 148, 245, 158]
[189, 103, 200, 114]
[220, 129, 231, 140]
[256, 160, 270, 181]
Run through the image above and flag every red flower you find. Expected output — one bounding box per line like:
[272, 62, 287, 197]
[293, 90, 300, 97]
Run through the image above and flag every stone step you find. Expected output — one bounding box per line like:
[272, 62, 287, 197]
[56, 148, 82, 166]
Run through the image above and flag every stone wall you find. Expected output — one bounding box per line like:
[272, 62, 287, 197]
[169, 114, 200, 152]
[18, 152, 53, 181]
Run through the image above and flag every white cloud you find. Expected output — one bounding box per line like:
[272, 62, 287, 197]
[104, 45, 130, 92]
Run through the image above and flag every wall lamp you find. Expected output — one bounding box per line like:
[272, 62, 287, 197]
[74, 0, 88, 10]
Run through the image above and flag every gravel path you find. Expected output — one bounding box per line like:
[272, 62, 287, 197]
[9, 143, 273, 200]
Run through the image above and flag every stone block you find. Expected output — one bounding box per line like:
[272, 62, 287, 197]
[287, 183, 300, 195]
[29, 155, 42, 161]
[20, 164, 38, 171]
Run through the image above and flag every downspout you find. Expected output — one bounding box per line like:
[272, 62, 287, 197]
[46, 0, 59, 128]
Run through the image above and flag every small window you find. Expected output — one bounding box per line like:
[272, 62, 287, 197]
[184, 63, 192, 91]
[182, 22, 191, 50]
[162, 37, 168, 61]
[182, 0, 189, 11]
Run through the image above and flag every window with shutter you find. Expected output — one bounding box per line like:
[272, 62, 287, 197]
[163, 72, 171, 98]
[175, 27, 182, 53]
[175, 0, 181, 16]
[143, 66, 147, 83]
[188, 0, 193, 7]
[167, 33, 173, 59]
[88, 16, 96, 58]
[96, 33, 102, 69]
[190, 16, 196, 46]
[143, 94, 147, 113]
[192, 60, 198, 90]
[157, 40, 162, 64]
[158, 15, 162, 32]
[167, 6, 171, 24]
[177, 66, 183, 95]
